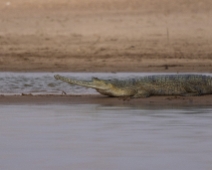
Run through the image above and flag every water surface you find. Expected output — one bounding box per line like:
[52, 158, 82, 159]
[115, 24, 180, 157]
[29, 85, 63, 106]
[0, 104, 212, 170]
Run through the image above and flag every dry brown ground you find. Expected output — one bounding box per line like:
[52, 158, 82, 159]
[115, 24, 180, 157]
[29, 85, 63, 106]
[0, 0, 212, 72]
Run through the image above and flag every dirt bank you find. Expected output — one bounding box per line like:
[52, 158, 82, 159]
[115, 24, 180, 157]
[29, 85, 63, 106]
[0, 0, 212, 72]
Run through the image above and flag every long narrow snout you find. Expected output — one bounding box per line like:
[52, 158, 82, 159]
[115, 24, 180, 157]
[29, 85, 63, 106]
[54, 74, 105, 89]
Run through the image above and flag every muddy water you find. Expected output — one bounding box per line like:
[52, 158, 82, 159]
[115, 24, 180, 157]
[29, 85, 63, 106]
[1, 72, 211, 95]
[0, 104, 212, 170]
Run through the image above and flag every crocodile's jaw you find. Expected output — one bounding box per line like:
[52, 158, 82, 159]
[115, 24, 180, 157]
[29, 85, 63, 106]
[54, 74, 111, 90]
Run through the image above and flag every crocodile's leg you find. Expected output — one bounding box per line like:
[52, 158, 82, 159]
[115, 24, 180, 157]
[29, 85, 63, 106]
[181, 86, 203, 96]
[133, 90, 150, 98]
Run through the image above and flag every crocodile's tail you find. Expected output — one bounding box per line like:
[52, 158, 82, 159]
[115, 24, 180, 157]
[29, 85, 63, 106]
[54, 74, 110, 90]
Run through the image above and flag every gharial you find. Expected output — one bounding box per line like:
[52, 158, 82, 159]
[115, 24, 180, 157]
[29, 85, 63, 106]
[54, 74, 212, 98]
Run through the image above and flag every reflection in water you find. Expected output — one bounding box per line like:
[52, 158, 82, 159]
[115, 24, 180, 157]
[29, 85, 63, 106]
[0, 104, 212, 170]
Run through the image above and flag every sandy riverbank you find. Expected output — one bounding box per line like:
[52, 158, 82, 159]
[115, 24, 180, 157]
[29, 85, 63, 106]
[0, 0, 212, 72]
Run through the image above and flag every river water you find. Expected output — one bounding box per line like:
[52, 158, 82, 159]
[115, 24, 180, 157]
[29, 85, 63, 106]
[0, 72, 212, 170]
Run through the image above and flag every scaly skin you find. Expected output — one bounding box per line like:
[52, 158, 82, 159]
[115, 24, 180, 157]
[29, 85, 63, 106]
[54, 74, 212, 98]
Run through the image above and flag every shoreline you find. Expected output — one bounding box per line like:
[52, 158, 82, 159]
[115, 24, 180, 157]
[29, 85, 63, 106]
[1, 67, 212, 73]
[0, 95, 212, 106]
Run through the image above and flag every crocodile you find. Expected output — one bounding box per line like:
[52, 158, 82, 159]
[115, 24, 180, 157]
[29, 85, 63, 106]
[54, 74, 212, 98]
